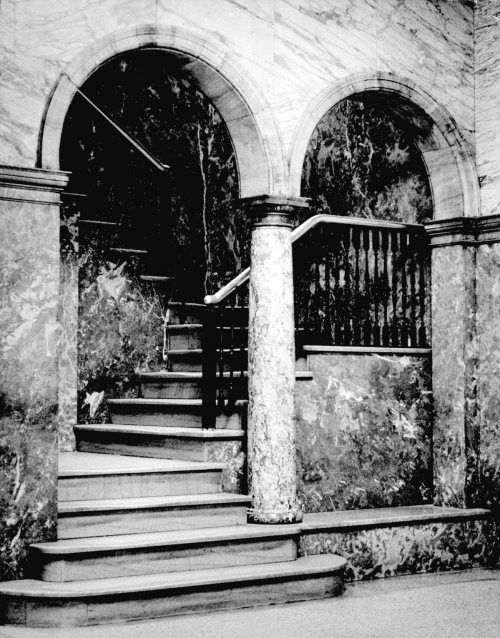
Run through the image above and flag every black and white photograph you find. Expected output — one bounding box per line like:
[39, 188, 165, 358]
[0, 1, 498, 636]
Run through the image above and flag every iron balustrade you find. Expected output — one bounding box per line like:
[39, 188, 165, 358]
[201, 215, 431, 428]
[294, 220, 431, 348]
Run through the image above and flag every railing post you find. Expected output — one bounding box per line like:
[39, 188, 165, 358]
[201, 305, 218, 429]
[243, 195, 309, 524]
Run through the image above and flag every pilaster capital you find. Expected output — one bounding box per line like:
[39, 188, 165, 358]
[425, 215, 500, 247]
[240, 195, 310, 228]
[0, 165, 71, 205]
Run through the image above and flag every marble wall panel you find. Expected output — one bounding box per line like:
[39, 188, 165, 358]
[156, 0, 274, 67]
[300, 519, 492, 581]
[0, 198, 60, 580]
[13, 0, 156, 62]
[476, 0, 500, 217]
[0, 52, 60, 166]
[0, 0, 475, 172]
[295, 353, 432, 512]
[272, 0, 474, 153]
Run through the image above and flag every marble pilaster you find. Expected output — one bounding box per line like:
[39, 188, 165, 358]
[476, 240, 500, 519]
[245, 195, 308, 524]
[426, 219, 479, 508]
[0, 165, 69, 580]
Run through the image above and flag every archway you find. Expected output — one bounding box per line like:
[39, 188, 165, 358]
[288, 73, 479, 219]
[47, 28, 285, 441]
[39, 25, 286, 197]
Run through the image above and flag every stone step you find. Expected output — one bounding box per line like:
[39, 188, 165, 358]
[109, 247, 148, 256]
[167, 348, 247, 372]
[79, 219, 118, 231]
[138, 370, 313, 399]
[75, 424, 244, 464]
[58, 452, 224, 501]
[0, 555, 346, 627]
[57, 493, 250, 540]
[107, 398, 247, 429]
[30, 524, 301, 582]
[139, 275, 175, 284]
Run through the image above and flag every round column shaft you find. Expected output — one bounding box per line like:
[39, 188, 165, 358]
[245, 196, 308, 524]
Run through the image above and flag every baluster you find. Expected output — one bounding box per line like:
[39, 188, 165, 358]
[201, 305, 217, 429]
[372, 228, 380, 346]
[236, 291, 247, 404]
[363, 227, 371, 345]
[332, 230, 342, 345]
[324, 226, 333, 343]
[409, 232, 418, 347]
[352, 227, 361, 344]
[226, 294, 237, 411]
[342, 227, 352, 345]
[381, 230, 390, 346]
[312, 230, 323, 341]
[400, 231, 408, 347]
[391, 231, 399, 346]
[216, 304, 225, 410]
[418, 236, 429, 347]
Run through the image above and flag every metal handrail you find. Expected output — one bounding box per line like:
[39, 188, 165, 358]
[203, 213, 425, 305]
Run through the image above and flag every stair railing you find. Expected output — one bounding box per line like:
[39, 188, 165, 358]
[201, 214, 430, 428]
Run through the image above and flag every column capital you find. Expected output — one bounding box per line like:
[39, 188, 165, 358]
[240, 195, 310, 228]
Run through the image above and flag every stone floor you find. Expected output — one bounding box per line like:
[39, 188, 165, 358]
[0, 568, 498, 637]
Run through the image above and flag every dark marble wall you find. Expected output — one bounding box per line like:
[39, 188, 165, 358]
[295, 353, 432, 513]
[301, 97, 433, 224]
[58, 49, 248, 426]
[61, 49, 246, 298]
[77, 246, 166, 424]
[0, 193, 60, 580]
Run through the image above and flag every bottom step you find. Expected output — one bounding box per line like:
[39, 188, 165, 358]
[0, 554, 346, 627]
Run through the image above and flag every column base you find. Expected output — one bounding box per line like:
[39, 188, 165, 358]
[248, 507, 303, 525]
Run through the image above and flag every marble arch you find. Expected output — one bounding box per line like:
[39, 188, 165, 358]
[288, 73, 479, 219]
[38, 25, 287, 198]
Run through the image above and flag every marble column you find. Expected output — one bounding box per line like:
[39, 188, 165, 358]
[0, 165, 69, 579]
[244, 195, 308, 524]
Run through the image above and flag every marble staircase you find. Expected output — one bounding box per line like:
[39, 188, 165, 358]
[1, 240, 492, 626]
[0, 301, 345, 627]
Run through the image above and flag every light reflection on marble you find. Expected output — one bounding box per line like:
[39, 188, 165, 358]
[295, 353, 432, 512]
